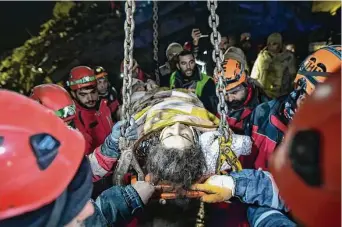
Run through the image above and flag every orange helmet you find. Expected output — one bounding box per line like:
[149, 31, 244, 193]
[94, 66, 108, 79]
[66, 66, 97, 90]
[0, 90, 86, 220]
[217, 58, 247, 91]
[30, 84, 76, 123]
[270, 74, 341, 227]
[294, 45, 341, 95]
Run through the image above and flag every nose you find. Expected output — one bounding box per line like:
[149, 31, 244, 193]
[171, 122, 181, 135]
[227, 94, 235, 102]
[86, 94, 94, 101]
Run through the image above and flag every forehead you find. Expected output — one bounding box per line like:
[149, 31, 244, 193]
[77, 87, 96, 94]
[179, 54, 194, 62]
[162, 124, 192, 133]
[97, 78, 108, 82]
[227, 84, 245, 94]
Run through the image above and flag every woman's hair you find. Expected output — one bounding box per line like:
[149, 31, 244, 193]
[134, 130, 163, 172]
[146, 142, 206, 189]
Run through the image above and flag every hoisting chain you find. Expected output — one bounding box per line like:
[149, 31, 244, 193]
[152, 0, 160, 85]
[114, 0, 136, 185]
[114, 0, 145, 186]
[207, 0, 230, 140]
[122, 0, 136, 125]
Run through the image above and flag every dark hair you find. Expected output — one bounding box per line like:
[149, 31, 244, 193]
[146, 143, 206, 189]
[178, 50, 195, 60]
[227, 33, 237, 42]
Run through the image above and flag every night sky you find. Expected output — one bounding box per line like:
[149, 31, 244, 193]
[0, 1, 55, 54]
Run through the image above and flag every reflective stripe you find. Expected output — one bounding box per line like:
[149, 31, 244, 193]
[254, 210, 284, 227]
[88, 152, 108, 177]
[264, 172, 280, 208]
[67, 75, 96, 86]
[323, 45, 341, 59]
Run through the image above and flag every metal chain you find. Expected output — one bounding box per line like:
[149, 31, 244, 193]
[114, 0, 136, 186]
[207, 0, 230, 140]
[152, 0, 160, 85]
[122, 0, 136, 124]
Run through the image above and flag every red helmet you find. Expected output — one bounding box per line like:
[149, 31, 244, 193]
[66, 66, 97, 90]
[0, 90, 85, 220]
[30, 84, 76, 122]
[270, 74, 341, 227]
[183, 42, 192, 51]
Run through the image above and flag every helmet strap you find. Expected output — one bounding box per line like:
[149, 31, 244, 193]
[44, 190, 67, 227]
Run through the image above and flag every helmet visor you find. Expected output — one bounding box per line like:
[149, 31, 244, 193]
[55, 104, 76, 120]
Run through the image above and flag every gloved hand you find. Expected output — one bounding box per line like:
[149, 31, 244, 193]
[190, 175, 235, 203]
[101, 118, 138, 157]
[146, 79, 158, 91]
[110, 118, 138, 143]
[132, 181, 155, 205]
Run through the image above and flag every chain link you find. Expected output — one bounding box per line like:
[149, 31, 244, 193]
[152, 0, 160, 85]
[207, 0, 230, 140]
[122, 0, 136, 125]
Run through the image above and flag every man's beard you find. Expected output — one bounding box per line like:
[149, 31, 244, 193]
[98, 90, 108, 96]
[227, 100, 244, 109]
[181, 69, 194, 78]
[76, 98, 98, 109]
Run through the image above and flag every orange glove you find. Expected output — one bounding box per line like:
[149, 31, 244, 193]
[190, 175, 235, 203]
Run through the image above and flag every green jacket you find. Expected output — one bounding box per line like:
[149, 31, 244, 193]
[169, 71, 211, 97]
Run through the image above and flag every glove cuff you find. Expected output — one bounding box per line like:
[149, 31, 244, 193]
[206, 175, 236, 199]
[223, 176, 235, 197]
[101, 136, 119, 157]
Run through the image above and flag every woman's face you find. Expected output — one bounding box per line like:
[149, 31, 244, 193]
[160, 123, 195, 150]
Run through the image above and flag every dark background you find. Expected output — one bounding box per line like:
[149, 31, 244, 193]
[0, 1, 340, 93]
[0, 2, 56, 53]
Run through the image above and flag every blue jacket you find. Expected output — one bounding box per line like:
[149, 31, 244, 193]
[230, 169, 296, 227]
[85, 185, 143, 226]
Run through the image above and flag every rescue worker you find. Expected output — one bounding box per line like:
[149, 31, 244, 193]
[270, 73, 341, 227]
[239, 32, 256, 67]
[191, 28, 235, 75]
[158, 42, 183, 87]
[248, 45, 341, 170]
[66, 66, 113, 154]
[94, 66, 120, 120]
[169, 49, 217, 114]
[29, 84, 136, 183]
[250, 32, 297, 98]
[214, 48, 268, 136]
[67, 66, 116, 198]
[191, 73, 341, 227]
[0, 90, 156, 227]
